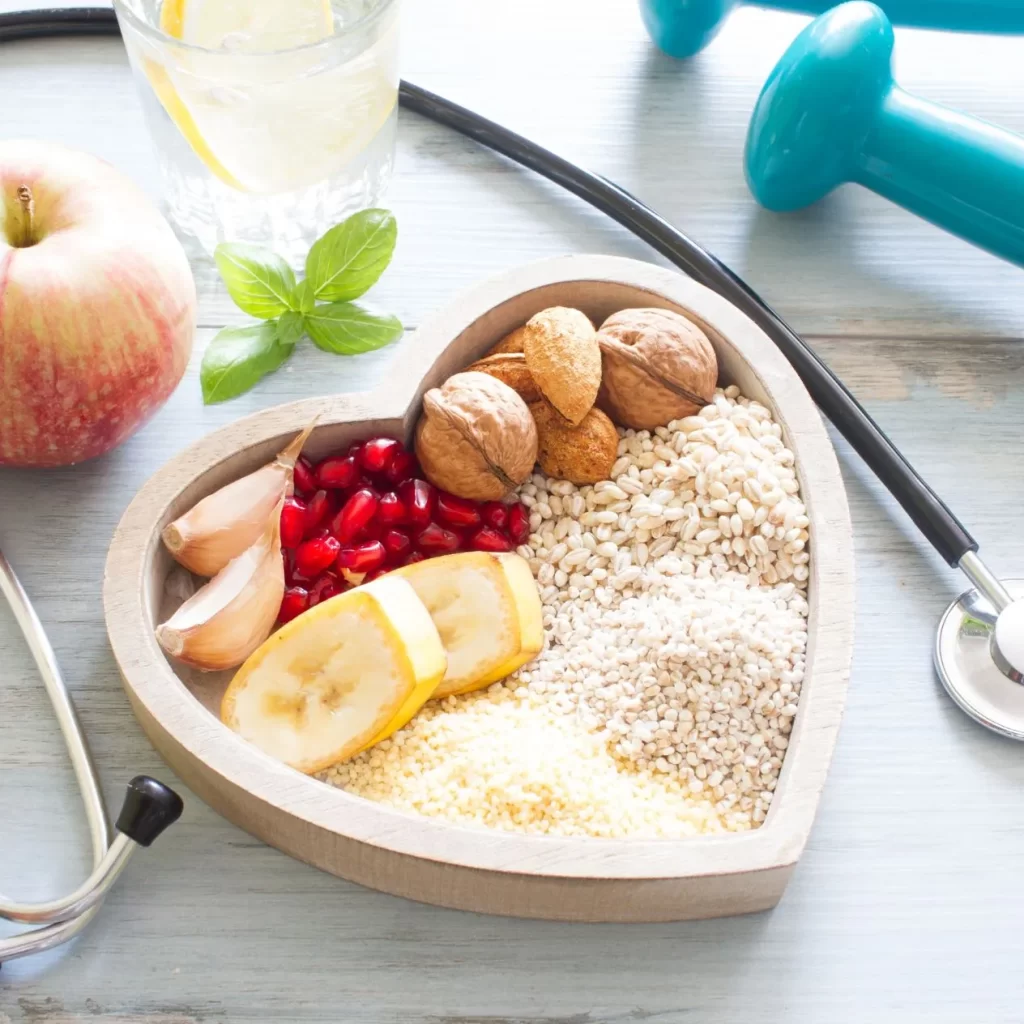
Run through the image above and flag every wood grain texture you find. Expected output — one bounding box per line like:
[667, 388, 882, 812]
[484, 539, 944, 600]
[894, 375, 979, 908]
[1, 0, 1023, 1020]
[102, 257, 854, 920]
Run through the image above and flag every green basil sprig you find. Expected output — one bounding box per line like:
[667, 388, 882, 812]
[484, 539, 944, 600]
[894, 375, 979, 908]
[201, 209, 402, 404]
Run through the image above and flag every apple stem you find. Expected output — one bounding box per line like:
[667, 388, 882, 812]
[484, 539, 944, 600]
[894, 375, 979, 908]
[10, 185, 35, 248]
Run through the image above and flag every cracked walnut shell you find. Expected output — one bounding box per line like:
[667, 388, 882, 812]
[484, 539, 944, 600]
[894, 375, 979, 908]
[415, 372, 538, 501]
[596, 308, 718, 430]
[522, 307, 601, 426]
[530, 401, 619, 485]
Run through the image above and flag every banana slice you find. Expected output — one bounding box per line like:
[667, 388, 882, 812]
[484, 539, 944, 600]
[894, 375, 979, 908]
[390, 552, 544, 699]
[221, 576, 446, 773]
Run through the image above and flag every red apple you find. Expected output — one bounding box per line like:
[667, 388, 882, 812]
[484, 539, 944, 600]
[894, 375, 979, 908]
[0, 141, 196, 467]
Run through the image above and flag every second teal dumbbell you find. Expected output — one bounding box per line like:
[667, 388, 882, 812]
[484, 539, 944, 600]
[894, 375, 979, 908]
[744, 2, 1024, 267]
[641, 0, 1024, 59]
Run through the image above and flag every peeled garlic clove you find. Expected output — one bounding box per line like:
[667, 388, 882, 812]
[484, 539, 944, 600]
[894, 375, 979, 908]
[162, 421, 316, 577]
[156, 509, 285, 672]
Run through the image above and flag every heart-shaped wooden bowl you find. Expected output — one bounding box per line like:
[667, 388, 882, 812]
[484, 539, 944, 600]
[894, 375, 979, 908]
[104, 255, 854, 922]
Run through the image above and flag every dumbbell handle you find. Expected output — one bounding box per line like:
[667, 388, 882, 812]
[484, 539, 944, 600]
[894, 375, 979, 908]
[862, 89, 1024, 265]
[642, 0, 1024, 58]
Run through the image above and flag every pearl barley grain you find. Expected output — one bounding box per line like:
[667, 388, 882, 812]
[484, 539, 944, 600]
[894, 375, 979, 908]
[327, 389, 810, 838]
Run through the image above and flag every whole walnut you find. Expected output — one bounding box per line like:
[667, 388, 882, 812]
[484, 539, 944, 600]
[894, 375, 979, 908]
[415, 372, 538, 501]
[596, 308, 718, 430]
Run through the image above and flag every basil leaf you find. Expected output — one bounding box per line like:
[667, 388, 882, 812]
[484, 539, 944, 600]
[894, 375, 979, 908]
[305, 209, 397, 302]
[291, 278, 316, 314]
[214, 243, 297, 319]
[277, 310, 306, 347]
[201, 323, 292, 404]
[304, 302, 403, 355]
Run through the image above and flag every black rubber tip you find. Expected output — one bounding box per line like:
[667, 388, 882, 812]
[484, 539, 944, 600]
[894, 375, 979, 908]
[115, 776, 184, 847]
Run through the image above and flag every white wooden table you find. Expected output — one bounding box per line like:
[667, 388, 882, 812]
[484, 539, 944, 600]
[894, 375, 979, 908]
[2, 2, 1024, 1020]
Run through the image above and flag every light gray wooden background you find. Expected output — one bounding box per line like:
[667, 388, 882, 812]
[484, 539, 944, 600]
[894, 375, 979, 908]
[2, 1, 1023, 1020]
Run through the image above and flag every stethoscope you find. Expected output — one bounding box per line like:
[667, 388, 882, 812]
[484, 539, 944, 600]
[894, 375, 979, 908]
[0, 548, 182, 963]
[2, 2, 1021, 965]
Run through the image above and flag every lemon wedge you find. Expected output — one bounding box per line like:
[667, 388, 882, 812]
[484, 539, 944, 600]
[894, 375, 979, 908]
[145, 0, 399, 194]
[221, 576, 446, 774]
[161, 0, 335, 52]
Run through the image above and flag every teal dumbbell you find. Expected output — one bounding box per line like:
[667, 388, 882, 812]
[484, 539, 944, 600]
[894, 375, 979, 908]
[744, 1, 1024, 266]
[641, 0, 1024, 59]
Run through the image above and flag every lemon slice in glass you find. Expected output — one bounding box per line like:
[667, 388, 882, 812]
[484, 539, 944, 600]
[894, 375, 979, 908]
[147, 0, 399, 195]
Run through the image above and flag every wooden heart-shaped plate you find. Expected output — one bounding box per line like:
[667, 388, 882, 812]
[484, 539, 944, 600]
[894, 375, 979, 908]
[104, 255, 854, 922]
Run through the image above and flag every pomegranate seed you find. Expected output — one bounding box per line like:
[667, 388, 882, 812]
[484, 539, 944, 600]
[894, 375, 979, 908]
[358, 519, 384, 543]
[468, 526, 513, 552]
[283, 550, 297, 587]
[308, 572, 341, 607]
[316, 456, 359, 490]
[342, 476, 375, 497]
[481, 501, 509, 531]
[331, 488, 379, 544]
[280, 497, 307, 549]
[303, 489, 334, 536]
[359, 437, 402, 475]
[294, 535, 340, 577]
[415, 522, 461, 554]
[362, 568, 387, 583]
[507, 502, 530, 545]
[377, 491, 407, 526]
[337, 540, 387, 574]
[278, 587, 309, 624]
[346, 441, 364, 460]
[382, 528, 412, 562]
[293, 457, 316, 496]
[385, 450, 418, 485]
[403, 551, 426, 566]
[436, 492, 482, 529]
[398, 478, 436, 528]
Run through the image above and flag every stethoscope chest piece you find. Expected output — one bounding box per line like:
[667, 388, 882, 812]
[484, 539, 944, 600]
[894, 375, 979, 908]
[936, 580, 1024, 740]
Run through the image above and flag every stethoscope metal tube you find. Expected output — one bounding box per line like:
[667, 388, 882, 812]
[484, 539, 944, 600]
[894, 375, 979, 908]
[0, 548, 182, 963]
[0, 5, 1020, 965]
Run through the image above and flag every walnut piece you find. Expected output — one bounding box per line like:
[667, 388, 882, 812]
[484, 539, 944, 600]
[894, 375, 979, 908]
[530, 401, 619, 485]
[415, 371, 538, 501]
[596, 308, 718, 430]
[522, 307, 601, 426]
[465, 352, 542, 404]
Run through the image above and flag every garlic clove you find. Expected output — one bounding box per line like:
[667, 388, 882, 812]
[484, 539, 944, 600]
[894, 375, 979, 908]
[162, 421, 316, 577]
[156, 507, 285, 672]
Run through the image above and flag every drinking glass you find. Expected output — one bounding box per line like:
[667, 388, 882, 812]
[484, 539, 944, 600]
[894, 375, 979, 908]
[114, 0, 400, 265]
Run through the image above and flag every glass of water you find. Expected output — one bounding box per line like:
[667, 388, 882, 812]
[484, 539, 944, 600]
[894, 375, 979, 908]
[114, 0, 400, 265]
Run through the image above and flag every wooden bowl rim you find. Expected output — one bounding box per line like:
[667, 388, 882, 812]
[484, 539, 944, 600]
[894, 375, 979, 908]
[104, 254, 854, 882]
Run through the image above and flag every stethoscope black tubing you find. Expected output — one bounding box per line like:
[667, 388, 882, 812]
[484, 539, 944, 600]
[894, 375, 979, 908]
[0, 5, 978, 567]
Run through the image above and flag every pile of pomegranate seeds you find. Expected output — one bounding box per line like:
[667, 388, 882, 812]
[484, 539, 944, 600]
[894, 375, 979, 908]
[279, 436, 530, 624]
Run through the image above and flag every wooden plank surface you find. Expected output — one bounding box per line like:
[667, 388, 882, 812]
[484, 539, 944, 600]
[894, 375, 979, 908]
[2, 0, 1023, 1020]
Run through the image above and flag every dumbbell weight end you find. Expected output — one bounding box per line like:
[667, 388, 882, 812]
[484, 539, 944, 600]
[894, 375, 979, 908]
[745, 2, 1024, 267]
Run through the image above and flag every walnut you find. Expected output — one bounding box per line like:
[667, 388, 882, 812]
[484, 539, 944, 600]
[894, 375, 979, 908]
[521, 307, 601, 426]
[486, 325, 528, 356]
[465, 352, 542, 404]
[596, 308, 718, 430]
[530, 401, 619, 485]
[415, 372, 538, 501]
